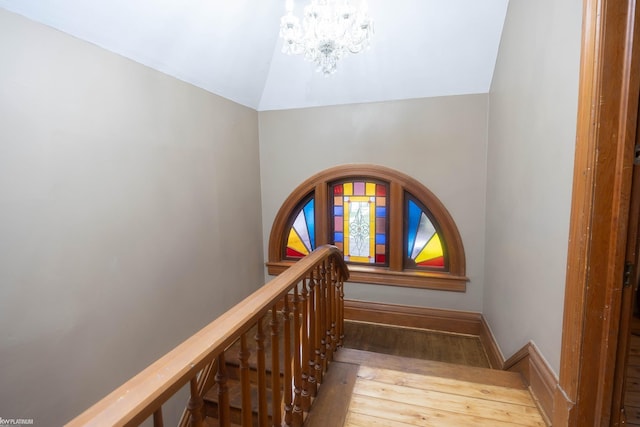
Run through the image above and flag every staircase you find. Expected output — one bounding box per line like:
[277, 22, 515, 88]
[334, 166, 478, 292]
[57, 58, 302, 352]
[197, 327, 547, 427]
[67, 246, 349, 427]
[202, 318, 291, 426]
[66, 245, 543, 427]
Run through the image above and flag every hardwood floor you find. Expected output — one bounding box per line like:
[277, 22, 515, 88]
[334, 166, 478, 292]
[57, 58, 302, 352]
[342, 320, 490, 368]
[306, 349, 546, 427]
[626, 326, 640, 425]
[347, 366, 543, 426]
[305, 322, 546, 427]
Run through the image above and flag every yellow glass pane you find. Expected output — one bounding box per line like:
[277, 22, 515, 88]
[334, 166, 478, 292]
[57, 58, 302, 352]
[343, 182, 353, 195]
[415, 233, 443, 263]
[366, 182, 376, 196]
[349, 255, 371, 263]
[287, 229, 309, 256]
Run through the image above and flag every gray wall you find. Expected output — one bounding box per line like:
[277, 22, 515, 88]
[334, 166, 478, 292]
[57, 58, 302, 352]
[0, 9, 264, 425]
[259, 95, 488, 312]
[484, 0, 582, 372]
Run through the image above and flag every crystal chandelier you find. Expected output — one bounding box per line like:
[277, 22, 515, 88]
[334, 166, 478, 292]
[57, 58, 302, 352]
[279, 0, 374, 75]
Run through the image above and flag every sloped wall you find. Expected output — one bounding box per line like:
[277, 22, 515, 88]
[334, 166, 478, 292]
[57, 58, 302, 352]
[485, 0, 582, 372]
[0, 9, 263, 425]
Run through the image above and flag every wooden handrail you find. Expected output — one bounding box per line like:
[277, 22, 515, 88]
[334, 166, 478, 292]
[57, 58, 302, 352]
[66, 245, 348, 427]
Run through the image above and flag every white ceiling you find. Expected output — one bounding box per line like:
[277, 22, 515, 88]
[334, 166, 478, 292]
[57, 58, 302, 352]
[0, 0, 509, 111]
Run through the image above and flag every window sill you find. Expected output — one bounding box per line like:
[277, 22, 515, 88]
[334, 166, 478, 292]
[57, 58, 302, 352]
[266, 261, 468, 292]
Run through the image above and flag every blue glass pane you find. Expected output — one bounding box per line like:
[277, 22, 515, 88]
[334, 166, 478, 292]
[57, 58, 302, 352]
[376, 234, 386, 245]
[334, 232, 344, 243]
[375, 207, 386, 217]
[334, 206, 344, 216]
[303, 199, 315, 250]
[407, 200, 421, 254]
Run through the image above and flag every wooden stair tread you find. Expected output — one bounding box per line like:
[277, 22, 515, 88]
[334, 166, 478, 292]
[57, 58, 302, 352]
[333, 348, 527, 390]
[204, 416, 241, 427]
[224, 317, 295, 374]
[204, 378, 275, 416]
[320, 350, 546, 427]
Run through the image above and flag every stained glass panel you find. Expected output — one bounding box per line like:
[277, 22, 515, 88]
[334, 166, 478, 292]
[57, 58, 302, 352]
[406, 199, 445, 269]
[330, 180, 388, 265]
[285, 198, 315, 259]
[346, 199, 371, 259]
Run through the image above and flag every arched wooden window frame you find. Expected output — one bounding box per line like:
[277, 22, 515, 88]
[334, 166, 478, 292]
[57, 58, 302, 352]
[267, 164, 468, 291]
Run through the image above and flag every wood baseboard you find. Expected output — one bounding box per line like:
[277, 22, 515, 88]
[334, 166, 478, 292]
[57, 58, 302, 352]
[479, 316, 504, 369]
[344, 300, 482, 335]
[527, 343, 557, 426]
[552, 385, 574, 426]
[344, 300, 558, 424]
[480, 318, 557, 425]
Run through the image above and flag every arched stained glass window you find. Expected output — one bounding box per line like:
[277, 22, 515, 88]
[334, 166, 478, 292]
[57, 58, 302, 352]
[285, 197, 315, 259]
[268, 165, 467, 291]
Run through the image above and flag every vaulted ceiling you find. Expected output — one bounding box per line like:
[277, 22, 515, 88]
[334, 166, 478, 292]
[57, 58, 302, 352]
[0, 0, 509, 111]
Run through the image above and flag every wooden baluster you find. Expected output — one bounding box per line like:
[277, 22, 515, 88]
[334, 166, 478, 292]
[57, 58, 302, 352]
[330, 260, 340, 350]
[270, 309, 282, 426]
[256, 318, 268, 427]
[300, 278, 311, 409]
[306, 274, 317, 398]
[338, 269, 345, 347]
[313, 267, 323, 387]
[153, 407, 164, 427]
[216, 353, 230, 427]
[282, 294, 293, 427]
[318, 264, 327, 382]
[188, 377, 205, 427]
[239, 334, 252, 427]
[326, 259, 336, 362]
[292, 286, 303, 426]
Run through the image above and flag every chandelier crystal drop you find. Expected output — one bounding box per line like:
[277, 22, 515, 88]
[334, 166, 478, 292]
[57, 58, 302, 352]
[279, 0, 374, 75]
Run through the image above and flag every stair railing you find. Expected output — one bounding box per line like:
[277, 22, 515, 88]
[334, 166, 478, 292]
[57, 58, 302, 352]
[65, 245, 348, 427]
